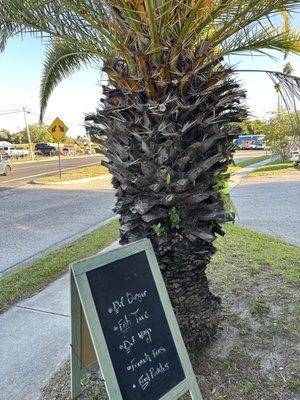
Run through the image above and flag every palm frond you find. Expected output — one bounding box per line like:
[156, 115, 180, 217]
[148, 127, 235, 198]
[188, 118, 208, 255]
[222, 26, 300, 56]
[0, 20, 17, 52]
[266, 71, 300, 112]
[2, 0, 300, 115]
[237, 69, 300, 112]
[39, 40, 99, 122]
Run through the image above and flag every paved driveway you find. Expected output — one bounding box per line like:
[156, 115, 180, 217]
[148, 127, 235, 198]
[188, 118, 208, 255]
[231, 173, 300, 246]
[0, 182, 115, 276]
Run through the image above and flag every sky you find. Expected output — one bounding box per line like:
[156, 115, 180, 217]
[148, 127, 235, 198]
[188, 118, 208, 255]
[0, 37, 102, 137]
[0, 16, 300, 137]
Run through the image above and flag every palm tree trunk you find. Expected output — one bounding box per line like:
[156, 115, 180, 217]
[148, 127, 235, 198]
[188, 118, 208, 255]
[157, 238, 222, 347]
[86, 61, 247, 348]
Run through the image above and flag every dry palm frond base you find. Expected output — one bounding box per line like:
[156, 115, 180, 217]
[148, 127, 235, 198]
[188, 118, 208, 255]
[42, 225, 300, 400]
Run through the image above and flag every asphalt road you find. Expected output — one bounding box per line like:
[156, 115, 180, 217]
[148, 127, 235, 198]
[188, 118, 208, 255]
[1, 153, 298, 276]
[232, 175, 300, 247]
[0, 182, 115, 276]
[0, 155, 103, 191]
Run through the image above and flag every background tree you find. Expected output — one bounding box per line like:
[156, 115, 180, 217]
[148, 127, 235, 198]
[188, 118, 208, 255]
[274, 82, 282, 112]
[0, 128, 14, 142]
[2, 1, 300, 348]
[18, 123, 53, 144]
[64, 136, 76, 145]
[240, 119, 268, 135]
[273, 61, 296, 112]
[282, 62, 297, 113]
[18, 123, 74, 144]
[283, 62, 294, 75]
[265, 111, 299, 161]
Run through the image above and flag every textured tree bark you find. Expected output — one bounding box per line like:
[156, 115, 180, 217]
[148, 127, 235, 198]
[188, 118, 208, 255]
[86, 61, 247, 348]
[157, 239, 222, 348]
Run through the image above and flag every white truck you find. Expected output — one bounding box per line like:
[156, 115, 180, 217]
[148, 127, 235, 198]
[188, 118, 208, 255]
[0, 141, 29, 158]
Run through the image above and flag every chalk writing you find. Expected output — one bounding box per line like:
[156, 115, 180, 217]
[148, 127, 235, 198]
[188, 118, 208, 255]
[109, 284, 176, 393]
[108, 290, 148, 315]
[119, 336, 135, 354]
[114, 314, 131, 334]
[126, 352, 152, 372]
[137, 328, 152, 343]
[126, 290, 147, 304]
[137, 362, 170, 390]
[131, 308, 149, 324]
[152, 346, 166, 358]
[86, 251, 186, 400]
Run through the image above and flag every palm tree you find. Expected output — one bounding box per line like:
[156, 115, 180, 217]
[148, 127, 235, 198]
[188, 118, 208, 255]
[274, 82, 282, 112]
[2, 1, 300, 348]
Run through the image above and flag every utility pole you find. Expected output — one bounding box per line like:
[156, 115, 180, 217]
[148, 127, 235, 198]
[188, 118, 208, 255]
[23, 107, 34, 160]
[88, 134, 92, 155]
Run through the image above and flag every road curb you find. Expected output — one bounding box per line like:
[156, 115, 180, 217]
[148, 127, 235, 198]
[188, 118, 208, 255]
[10, 154, 100, 165]
[229, 156, 279, 189]
[30, 174, 111, 185]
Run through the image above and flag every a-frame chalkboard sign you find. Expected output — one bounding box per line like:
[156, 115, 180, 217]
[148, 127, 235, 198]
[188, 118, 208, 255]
[70, 238, 203, 400]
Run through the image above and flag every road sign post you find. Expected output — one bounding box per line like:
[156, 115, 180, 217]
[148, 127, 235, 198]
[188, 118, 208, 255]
[57, 141, 62, 179]
[47, 117, 69, 179]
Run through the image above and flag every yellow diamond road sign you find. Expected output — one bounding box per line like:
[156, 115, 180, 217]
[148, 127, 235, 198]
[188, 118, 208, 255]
[48, 117, 68, 142]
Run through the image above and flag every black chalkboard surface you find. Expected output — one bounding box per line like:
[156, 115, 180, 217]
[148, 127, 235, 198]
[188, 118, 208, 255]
[86, 251, 185, 400]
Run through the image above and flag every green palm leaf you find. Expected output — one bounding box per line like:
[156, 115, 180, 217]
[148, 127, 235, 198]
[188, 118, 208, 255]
[39, 40, 99, 122]
[2, 0, 300, 115]
[222, 26, 300, 56]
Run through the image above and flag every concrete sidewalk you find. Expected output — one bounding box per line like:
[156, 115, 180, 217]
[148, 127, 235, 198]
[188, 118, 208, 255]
[0, 241, 119, 400]
[229, 155, 279, 189]
[0, 275, 70, 400]
[0, 157, 276, 400]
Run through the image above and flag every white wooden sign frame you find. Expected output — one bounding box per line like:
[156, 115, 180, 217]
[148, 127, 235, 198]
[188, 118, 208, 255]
[70, 238, 203, 400]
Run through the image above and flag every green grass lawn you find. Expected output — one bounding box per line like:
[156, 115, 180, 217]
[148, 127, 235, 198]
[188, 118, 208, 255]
[0, 219, 119, 314]
[248, 161, 296, 177]
[227, 155, 270, 174]
[35, 165, 109, 183]
[227, 165, 241, 174]
[41, 224, 300, 400]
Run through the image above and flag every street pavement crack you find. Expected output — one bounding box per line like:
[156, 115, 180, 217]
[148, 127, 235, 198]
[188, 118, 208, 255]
[16, 305, 69, 318]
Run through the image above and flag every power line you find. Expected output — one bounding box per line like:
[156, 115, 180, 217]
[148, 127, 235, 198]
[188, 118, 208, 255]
[27, 109, 84, 128]
[0, 107, 85, 129]
[0, 109, 23, 116]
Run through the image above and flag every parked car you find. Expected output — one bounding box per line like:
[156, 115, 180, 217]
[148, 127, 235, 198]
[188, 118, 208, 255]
[0, 141, 29, 158]
[0, 158, 12, 175]
[35, 143, 57, 156]
[62, 147, 75, 156]
[249, 143, 266, 150]
[290, 151, 300, 169]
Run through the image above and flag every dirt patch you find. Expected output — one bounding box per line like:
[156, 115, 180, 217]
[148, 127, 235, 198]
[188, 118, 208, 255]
[206, 325, 239, 359]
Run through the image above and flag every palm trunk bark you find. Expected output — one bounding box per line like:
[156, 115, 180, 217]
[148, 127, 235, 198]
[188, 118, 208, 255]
[157, 238, 222, 347]
[86, 61, 247, 348]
